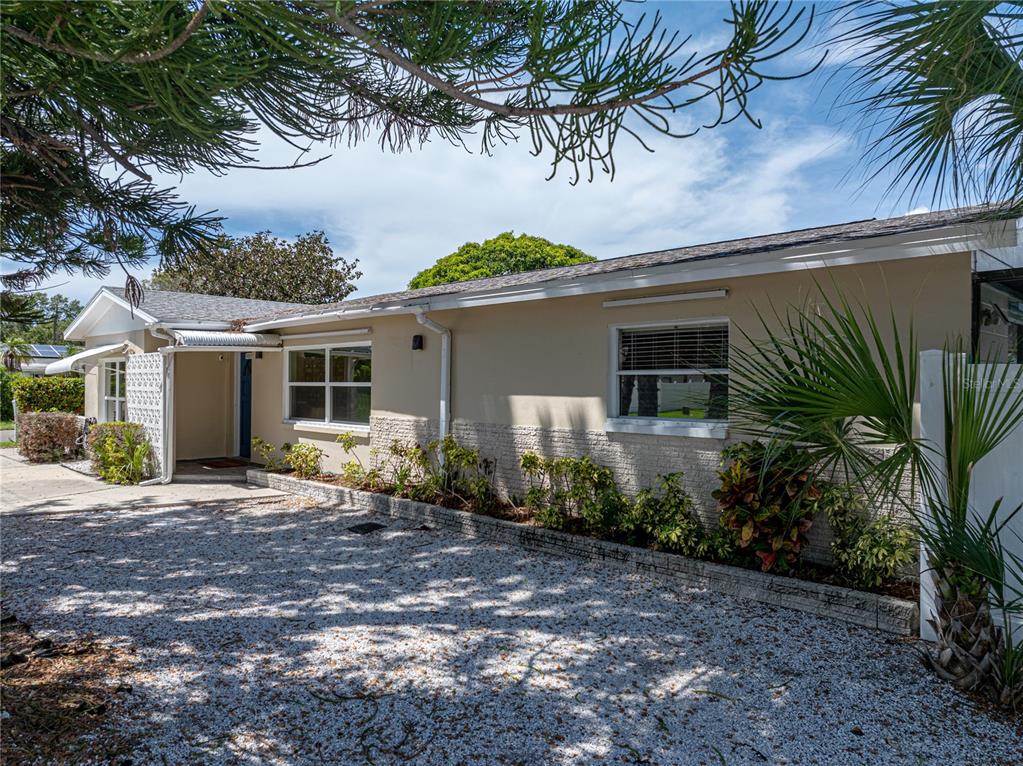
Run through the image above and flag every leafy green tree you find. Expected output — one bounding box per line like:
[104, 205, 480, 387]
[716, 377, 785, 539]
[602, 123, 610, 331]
[1, 293, 84, 345]
[149, 231, 361, 304]
[833, 1, 1023, 209]
[1, 1, 816, 315]
[408, 232, 594, 289]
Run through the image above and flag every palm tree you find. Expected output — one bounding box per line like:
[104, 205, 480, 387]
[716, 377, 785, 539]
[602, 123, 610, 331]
[832, 1, 1023, 210]
[1, 335, 33, 372]
[728, 290, 1023, 709]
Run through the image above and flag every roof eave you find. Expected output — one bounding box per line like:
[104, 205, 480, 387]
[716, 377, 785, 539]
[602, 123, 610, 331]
[243, 220, 1014, 332]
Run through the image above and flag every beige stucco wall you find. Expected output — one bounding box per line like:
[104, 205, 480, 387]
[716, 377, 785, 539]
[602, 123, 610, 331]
[247, 252, 972, 476]
[173, 352, 235, 460]
[248, 313, 444, 466]
[439, 252, 972, 430]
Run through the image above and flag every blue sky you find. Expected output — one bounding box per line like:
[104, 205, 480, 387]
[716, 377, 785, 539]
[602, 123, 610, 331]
[48, 1, 923, 305]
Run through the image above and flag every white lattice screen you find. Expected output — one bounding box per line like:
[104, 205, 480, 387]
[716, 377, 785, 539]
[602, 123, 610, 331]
[126, 353, 165, 476]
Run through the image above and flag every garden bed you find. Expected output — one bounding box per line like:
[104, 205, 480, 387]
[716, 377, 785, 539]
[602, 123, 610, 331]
[248, 469, 920, 636]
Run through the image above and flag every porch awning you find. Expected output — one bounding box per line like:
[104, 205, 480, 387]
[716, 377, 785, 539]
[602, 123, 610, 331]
[170, 330, 281, 349]
[44, 342, 128, 375]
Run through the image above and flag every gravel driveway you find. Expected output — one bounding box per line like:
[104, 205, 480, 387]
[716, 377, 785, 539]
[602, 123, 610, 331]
[2, 496, 1018, 765]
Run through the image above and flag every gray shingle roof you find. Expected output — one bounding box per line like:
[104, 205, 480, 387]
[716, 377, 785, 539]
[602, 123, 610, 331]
[246, 205, 1015, 324]
[105, 287, 309, 323]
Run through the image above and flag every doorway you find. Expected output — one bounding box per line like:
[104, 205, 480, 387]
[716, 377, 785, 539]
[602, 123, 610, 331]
[238, 353, 252, 458]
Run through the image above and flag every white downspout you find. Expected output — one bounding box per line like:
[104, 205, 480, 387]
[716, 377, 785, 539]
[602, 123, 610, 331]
[414, 309, 451, 442]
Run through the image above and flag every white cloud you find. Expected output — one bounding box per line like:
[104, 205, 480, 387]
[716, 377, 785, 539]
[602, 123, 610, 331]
[38, 119, 854, 304]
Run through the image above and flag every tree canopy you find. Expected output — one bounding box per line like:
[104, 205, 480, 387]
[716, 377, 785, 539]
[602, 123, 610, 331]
[1, 0, 816, 317]
[0, 293, 83, 345]
[149, 231, 360, 305]
[408, 232, 594, 289]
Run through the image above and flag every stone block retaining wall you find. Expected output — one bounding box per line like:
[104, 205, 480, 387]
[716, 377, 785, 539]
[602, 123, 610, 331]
[248, 468, 919, 636]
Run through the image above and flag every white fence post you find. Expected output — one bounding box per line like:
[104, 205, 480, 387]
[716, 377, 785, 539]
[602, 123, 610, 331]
[917, 351, 945, 641]
[918, 350, 1023, 641]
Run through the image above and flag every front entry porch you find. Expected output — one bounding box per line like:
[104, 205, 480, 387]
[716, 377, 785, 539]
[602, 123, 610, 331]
[123, 330, 280, 483]
[175, 457, 253, 484]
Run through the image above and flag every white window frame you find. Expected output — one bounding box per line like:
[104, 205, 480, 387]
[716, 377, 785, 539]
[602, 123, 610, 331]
[282, 341, 372, 432]
[101, 358, 127, 422]
[606, 318, 729, 439]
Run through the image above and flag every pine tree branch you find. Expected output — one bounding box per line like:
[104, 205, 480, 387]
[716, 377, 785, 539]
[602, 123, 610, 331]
[331, 13, 732, 119]
[4, 1, 209, 65]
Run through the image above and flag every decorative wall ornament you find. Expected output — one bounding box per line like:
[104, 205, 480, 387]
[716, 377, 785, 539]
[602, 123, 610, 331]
[126, 352, 165, 475]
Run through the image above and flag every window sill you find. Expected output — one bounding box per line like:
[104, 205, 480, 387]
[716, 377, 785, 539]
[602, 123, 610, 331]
[604, 417, 728, 439]
[285, 420, 370, 436]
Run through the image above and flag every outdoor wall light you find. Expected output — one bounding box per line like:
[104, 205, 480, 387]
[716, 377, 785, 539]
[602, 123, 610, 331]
[412, 334, 424, 351]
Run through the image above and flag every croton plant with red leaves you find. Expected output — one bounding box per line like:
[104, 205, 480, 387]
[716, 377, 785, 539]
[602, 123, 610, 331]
[713, 441, 822, 573]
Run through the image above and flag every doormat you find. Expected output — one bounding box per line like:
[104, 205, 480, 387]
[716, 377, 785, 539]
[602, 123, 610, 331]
[348, 522, 387, 535]
[199, 458, 248, 469]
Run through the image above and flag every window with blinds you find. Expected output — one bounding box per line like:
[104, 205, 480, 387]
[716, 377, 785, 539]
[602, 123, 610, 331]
[615, 323, 728, 421]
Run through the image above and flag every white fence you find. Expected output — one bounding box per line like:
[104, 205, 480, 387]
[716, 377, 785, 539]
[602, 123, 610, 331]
[918, 350, 1023, 640]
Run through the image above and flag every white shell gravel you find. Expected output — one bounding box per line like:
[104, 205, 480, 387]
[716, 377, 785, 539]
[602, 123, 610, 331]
[2, 496, 1019, 766]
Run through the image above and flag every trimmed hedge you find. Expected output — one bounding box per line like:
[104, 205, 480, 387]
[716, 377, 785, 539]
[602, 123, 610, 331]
[17, 411, 81, 462]
[11, 375, 84, 414]
[87, 422, 153, 484]
[0, 369, 14, 421]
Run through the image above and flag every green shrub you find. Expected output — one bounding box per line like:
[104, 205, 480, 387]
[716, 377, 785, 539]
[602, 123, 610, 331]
[694, 527, 738, 562]
[431, 435, 497, 512]
[712, 441, 820, 573]
[87, 422, 152, 483]
[382, 439, 437, 498]
[0, 369, 15, 421]
[11, 375, 84, 414]
[17, 411, 81, 462]
[283, 442, 324, 479]
[521, 452, 629, 538]
[819, 484, 916, 588]
[627, 472, 702, 554]
[335, 432, 384, 489]
[251, 436, 284, 471]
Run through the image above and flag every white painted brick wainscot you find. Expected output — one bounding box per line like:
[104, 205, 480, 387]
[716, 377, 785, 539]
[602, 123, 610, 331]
[248, 469, 919, 636]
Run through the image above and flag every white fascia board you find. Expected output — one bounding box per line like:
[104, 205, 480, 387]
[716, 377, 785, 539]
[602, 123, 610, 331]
[419, 223, 1011, 312]
[242, 221, 1014, 331]
[243, 305, 413, 332]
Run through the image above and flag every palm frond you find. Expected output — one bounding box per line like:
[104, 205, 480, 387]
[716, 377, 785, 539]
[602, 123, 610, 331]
[729, 285, 922, 509]
[832, 1, 1023, 209]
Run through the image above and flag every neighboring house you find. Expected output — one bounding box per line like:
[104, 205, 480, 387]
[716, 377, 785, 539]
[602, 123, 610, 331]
[1, 343, 71, 375]
[57, 208, 1021, 529]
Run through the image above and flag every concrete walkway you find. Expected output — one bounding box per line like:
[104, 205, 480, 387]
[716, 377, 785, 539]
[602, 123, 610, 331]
[0, 448, 285, 515]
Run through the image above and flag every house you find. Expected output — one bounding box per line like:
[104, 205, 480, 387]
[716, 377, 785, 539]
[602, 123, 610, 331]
[56, 208, 1021, 524]
[2, 343, 72, 376]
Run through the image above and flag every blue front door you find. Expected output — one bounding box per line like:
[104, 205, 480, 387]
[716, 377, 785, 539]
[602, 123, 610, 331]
[239, 354, 252, 458]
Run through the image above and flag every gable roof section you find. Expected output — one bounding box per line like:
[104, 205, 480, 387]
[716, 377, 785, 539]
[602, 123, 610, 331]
[65, 287, 310, 340]
[243, 205, 1019, 330]
[104, 287, 308, 322]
